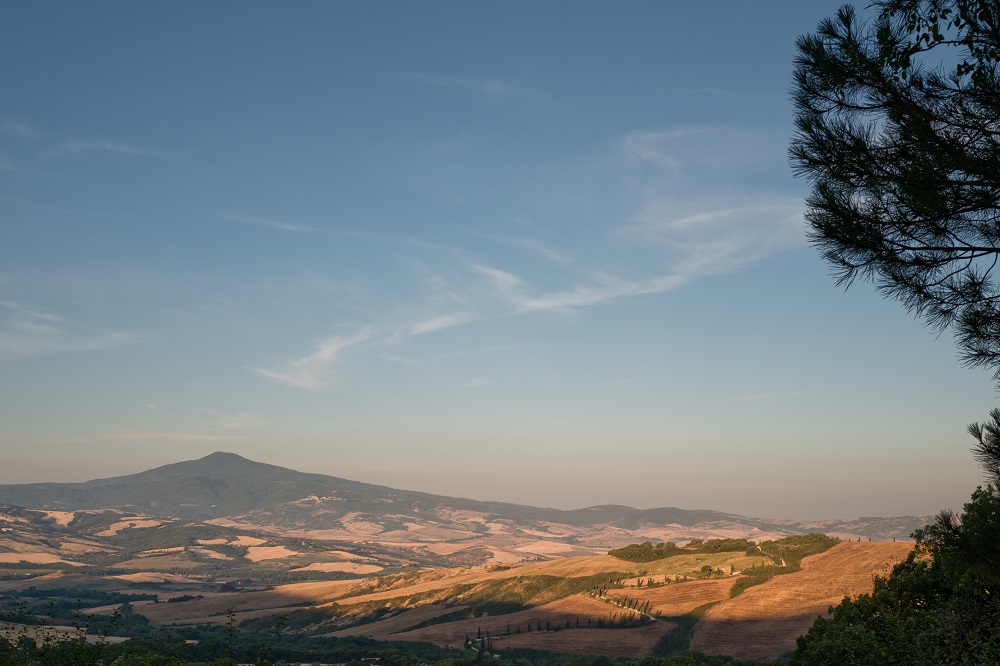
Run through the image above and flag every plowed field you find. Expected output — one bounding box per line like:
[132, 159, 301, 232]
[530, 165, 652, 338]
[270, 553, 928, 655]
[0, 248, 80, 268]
[137, 579, 359, 624]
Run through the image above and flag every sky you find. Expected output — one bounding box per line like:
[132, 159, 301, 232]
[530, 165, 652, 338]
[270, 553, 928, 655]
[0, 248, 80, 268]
[1, 1, 996, 521]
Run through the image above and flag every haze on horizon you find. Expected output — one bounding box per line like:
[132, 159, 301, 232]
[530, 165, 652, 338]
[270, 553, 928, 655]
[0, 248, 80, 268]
[0, 1, 992, 521]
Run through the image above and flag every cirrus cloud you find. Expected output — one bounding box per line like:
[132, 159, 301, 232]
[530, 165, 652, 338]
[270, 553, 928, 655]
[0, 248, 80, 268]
[247, 328, 372, 391]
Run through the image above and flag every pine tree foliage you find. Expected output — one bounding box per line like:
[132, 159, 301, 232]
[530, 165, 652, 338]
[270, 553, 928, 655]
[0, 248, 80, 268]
[792, 485, 1000, 665]
[790, 0, 1000, 381]
[967, 407, 1000, 484]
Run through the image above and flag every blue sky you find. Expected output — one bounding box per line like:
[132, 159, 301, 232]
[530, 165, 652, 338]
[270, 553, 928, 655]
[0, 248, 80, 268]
[1, 2, 994, 520]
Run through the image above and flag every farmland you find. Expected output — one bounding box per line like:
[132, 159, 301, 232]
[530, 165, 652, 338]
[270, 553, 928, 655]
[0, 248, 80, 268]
[690, 541, 915, 660]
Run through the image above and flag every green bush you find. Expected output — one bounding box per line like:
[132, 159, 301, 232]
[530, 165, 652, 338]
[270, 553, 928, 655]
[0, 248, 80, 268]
[729, 565, 794, 597]
[608, 541, 682, 562]
[757, 533, 839, 567]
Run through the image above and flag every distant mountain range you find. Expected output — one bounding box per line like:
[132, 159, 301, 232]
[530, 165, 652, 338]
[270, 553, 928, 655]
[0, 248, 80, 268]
[0, 452, 932, 564]
[0, 451, 728, 525]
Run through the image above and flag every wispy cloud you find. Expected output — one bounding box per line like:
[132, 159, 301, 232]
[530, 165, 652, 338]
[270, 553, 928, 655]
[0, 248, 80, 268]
[484, 233, 570, 263]
[526, 275, 689, 314]
[409, 313, 469, 336]
[0, 120, 43, 142]
[442, 127, 806, 317]
[621, 201, 805, 276]
[0, 302, 136, 361]
[459, 377, 491, 389]
[472, 262, 687, 315]
[623, 129, 706, 169]
[383, 312, 468, 346]
[223, 214, 389, 243]
[10, 314, 60, 335]
[473, 264, 525, 293]
[247, 328, 372, 391]
[404, 72, 515, 98]
[466, 203, 801, 317]
[622, 126, 779, 173]
[250, 125, 805, 386]
[224, 214, 323, 234]
[44, 139, 161, 157]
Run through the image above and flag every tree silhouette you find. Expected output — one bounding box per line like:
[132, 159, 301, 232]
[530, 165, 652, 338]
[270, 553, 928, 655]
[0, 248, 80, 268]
[968, 409, 1000, 484]
[790, 0, 1000, 386]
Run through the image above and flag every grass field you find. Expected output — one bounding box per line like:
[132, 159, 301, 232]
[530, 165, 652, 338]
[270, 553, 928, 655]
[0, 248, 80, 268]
[118, 541, 918, 660]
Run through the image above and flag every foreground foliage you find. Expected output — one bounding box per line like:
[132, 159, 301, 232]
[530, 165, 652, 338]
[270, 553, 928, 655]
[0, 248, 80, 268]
[790, 1, 1000, 662]
[792, 485, 1000, 665]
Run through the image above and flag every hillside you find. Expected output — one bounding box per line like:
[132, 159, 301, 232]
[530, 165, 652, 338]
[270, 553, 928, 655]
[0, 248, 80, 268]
[689, 541, 915, 660]
[127, 548, 772, 645]
[0, 512, 916, 663]
[0, 453, 932, 570]
[97, 541, 910, 659]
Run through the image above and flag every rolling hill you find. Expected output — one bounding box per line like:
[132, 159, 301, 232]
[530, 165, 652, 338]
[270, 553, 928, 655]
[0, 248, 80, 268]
[20, 538, 906, 661]
[0, 456, 928, 661]
[0, 452, 931, 569]
[0, 451, 733, 526]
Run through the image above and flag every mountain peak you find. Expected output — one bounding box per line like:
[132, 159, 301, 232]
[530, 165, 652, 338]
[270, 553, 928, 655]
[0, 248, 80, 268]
[140, 451, 302, 480]
[200, 451, 250, 463]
